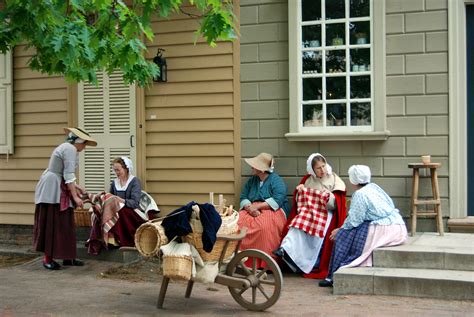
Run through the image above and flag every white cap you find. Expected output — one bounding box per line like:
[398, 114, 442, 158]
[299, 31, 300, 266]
[121, 156, 134, 174]
[348, 165, 371, 185]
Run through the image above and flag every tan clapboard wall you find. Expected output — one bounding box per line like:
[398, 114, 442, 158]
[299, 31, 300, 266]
[144, 3, 241, 214]
[0, 44, 68, 224]
[0, 3, 240, 223]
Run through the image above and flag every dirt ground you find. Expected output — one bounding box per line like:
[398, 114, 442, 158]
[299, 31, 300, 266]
[99, 257, 163, 283]
[1, 255, 473, 316]
[0, 254, 37, 268]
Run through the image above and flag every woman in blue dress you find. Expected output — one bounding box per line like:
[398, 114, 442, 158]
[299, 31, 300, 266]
[238, 152, 289, 268]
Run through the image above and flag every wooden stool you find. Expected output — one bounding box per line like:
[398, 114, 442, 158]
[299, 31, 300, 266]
[408, 163, 444, 236]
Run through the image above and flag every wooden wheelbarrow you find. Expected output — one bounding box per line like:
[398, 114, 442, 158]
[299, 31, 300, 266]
[157, 227, 283, 312]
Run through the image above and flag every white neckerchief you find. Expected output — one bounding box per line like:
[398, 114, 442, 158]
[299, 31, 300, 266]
[114, 175, 135, 191]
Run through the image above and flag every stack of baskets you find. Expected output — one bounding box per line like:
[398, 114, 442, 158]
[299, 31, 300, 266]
[134, 193, 240, 280]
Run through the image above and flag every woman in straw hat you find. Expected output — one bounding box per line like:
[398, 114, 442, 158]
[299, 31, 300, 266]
[33, 127, 97, 270]
[275, 153, 347, 279]
[238, 153, 289, 268]
[319, 165, 407, 287]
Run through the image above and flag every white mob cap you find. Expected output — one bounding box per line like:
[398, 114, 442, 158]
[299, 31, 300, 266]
[348, 165, 371, 185]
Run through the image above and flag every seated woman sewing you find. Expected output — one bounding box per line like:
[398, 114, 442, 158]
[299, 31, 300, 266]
[86, 157, 159, 254]
[107, 156, 156, 247]
[274, 153, 347, 278]
[319, 165, 408, 287]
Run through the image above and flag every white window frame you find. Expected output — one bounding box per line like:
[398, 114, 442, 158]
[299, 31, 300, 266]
[448, 0, 474, 219]
[286, 0, 389, 141]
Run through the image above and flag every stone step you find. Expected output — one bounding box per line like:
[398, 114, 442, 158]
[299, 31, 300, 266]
[334, 267, 474, 301]
[448, 217, 474, 233]
[373, 246, 474, 272]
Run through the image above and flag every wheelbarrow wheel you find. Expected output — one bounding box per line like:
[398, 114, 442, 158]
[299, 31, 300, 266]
[225, 249, 283, 311]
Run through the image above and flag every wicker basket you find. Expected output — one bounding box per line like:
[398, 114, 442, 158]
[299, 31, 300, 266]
[74, 210, 92, 227]
[184, 232, 237, 262]
[134, 221, 169, 257]
[184, 216, 239, 262]
[162, 255, 193, 281]
[217, 210, 239, 235]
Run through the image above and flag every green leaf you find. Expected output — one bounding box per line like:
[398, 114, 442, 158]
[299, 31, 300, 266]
[1, 0, 237, 87]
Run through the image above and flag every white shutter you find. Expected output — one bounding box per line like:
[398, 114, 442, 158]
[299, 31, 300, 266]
[78, 70, 136, 194]
[82, 71, 105, 134]
[0, 51, 13, 154]
[83, 148, 106, 193]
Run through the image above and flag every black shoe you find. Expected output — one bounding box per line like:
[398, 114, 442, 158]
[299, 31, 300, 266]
[272, 247, 284, 257]
[318, 279, 333, 287]
[43, 261, 61, 270]
[63, 259, 85, 266]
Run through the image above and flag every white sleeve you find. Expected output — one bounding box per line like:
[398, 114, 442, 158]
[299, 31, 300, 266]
[62, 145, 77, 184]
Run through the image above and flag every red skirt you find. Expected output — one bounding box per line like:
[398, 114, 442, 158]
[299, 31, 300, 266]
[109, 207, 147, 247]
[238, 207, 286, 268]
[33, 203, 77, 259]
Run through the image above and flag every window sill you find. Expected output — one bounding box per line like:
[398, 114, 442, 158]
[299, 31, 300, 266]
[285, 130, 390, 141]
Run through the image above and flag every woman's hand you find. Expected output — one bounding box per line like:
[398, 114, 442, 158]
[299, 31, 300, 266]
[75, 184, 86, 195]
[116, 197, 125, 204]
[249, 209, 261, 217]
[296, 184, 305, 191]
[329, 228, 341, 241]
[73, 196, 84, 209]
[244, 204, 261, 217]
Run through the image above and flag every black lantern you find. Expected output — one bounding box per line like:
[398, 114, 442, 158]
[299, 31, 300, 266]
[153, 48, 167, 82]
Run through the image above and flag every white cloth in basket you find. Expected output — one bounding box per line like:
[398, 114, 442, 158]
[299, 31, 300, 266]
[217, 210, 239, 235]
[160, 240, 219, 282]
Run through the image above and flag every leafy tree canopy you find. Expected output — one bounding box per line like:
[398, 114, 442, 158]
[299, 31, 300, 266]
[0, 0, 236, 86]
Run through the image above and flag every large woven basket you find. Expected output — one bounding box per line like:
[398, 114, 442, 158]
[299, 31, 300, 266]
[217, 210, 239, 235]
[74, 210, 91, 227]
[162, 255, 193, 281]
[134, 221, 168, 257]
[184, 213, 239, 262]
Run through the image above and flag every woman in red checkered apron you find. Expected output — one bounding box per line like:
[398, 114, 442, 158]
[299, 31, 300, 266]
[274, 153, 347, 277]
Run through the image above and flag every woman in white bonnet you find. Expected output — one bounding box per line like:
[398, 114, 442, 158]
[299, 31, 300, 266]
[107, 157, 147, 247]
[275, 153, 347, 278]
[319, 164, 408, 287]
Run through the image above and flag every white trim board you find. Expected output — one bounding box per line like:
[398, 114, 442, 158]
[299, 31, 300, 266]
[448, 0, 473, 219]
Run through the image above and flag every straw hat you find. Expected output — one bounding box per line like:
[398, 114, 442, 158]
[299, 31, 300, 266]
[244, 152, 274, 172]
[63, 127, 98, 147]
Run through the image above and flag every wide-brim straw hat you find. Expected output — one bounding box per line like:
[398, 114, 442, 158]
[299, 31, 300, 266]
[244, 152, 274, 172]
[63, 127, 98, 147]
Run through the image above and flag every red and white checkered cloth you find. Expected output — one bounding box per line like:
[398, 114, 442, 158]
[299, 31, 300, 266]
[289, 187, 331, 237]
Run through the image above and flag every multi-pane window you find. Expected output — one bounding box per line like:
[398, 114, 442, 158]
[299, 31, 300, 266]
[298, 0, 373, 131]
